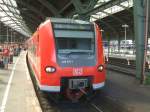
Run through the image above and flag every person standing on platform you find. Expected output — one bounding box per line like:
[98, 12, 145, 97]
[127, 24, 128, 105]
[0, 45, 4, 68]
[3, 45, 10, 69]
[9, 46, 14, 64]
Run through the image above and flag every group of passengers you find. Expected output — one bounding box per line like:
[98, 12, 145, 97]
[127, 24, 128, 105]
[0, 44, 21, 69]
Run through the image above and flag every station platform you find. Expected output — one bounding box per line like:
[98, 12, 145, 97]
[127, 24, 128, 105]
[107, 54, 136, 60]
[0, 51, 41, 112]
[104, 70, 150, 112]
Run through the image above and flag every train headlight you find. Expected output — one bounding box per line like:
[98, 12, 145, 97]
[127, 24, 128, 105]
[98, 65, 104, 72]
[45, 66, 56, 73]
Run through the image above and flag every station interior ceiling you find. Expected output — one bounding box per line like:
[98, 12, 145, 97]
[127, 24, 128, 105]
[0, 0, 149, 42]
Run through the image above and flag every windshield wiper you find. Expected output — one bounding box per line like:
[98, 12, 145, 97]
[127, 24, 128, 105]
[66, 51, 93, 56]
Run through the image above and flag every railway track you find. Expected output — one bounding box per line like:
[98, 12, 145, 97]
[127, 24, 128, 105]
[107, 57, 150, 76]
[36, 89, 106, 112]
[35, 85, 131, 112]
[37, 85, 108, 112]
[90, 103, 104, 112]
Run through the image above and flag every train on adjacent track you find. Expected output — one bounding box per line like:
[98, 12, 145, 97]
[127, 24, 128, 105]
[27, 18, 106, 101]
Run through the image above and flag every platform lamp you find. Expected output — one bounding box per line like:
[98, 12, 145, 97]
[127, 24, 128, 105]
[10, 28, 13, 44]
[6, 26, 9, 44]
[0, 19, 1, 43]
[13, 32, 17, 43]
[0, 18, 2, 43]
[122, 24, 129, 54]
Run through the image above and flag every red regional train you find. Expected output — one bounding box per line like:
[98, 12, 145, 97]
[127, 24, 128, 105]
[27, 18, 106, 101]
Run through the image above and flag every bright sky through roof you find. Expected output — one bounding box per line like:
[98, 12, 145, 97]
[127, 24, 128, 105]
[0, 0, 31, 37]
[90, 0, 133, 22]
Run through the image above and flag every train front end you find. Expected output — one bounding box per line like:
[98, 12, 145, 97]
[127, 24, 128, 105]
[40, 18, 106, 100]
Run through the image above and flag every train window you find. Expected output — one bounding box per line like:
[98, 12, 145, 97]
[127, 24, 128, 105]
[53, 23, 94, 38]
[56, 38, 95, 54]
[53, 23, 95, 54]
[54, 30, 94, 38]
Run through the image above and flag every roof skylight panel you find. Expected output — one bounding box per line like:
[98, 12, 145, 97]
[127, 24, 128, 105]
[3, 20, 14, 24]
[90, 0, 133, 22]
[9, 0, 17, 7]
[0, 4, 9, 11]
[120, 0, 133, 7]
[0, 1, 4, 3]
[94, 0, 111, 8]
[104, 5, 124, 15]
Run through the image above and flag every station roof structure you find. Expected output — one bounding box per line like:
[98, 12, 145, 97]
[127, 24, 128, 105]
[0, 0, 30, 37]
[0, 0, 134, 38]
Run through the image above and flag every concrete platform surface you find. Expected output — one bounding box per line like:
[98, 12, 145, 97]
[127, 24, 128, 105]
[104, 70, 150, 112]
[0, 51, 42, 112]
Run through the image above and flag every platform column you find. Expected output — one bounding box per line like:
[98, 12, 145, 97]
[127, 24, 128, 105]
[107, 38, 110, 60]
[118, 35, 121, 54]
[133, 0, 145, 80]
[0, 22, 2, 43]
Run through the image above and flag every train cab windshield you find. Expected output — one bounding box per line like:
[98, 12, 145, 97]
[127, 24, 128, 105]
[56, 37, 94, 54]
[53, 23, 95, 55]
[52, 22, 96, 67]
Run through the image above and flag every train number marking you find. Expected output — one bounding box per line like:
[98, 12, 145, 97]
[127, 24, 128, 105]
[61, 60, 73, 64]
